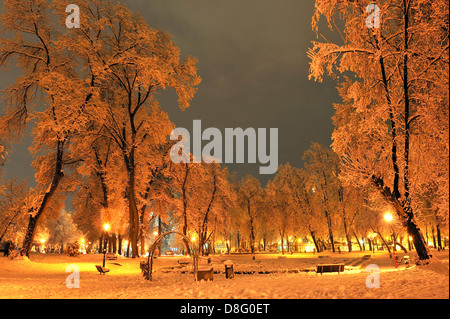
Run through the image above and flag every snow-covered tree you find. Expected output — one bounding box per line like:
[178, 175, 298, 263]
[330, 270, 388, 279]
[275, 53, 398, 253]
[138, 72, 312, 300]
[54, 0, 201, 257]
[165, 160, 235, 255]
[234, 174, 264, 254]
[266, 163, 300, 254]
[302, 143, 341, 252]
[308, 0, 448, 261]
[0, 0, 95, 256]
[1, 0, 201, 258]
[48, 209, 82, 251]
[0, 179, 29, 244]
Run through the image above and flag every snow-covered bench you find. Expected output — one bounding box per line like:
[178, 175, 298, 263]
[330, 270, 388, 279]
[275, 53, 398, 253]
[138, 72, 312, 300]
[316, 264, 345, 274]
[95, 265, 110, 275]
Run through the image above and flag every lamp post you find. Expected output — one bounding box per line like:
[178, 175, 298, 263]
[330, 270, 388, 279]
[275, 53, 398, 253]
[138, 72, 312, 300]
[191, 235, 198, 281]
[103, 223, 110, 252]
[191, 234, 197, 254]
[384, 212, 397, 268]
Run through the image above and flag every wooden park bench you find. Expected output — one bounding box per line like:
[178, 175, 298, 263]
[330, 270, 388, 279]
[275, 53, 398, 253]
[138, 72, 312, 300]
[178, 260, 190, 267]
[317, 264, 345, 274]
[197, 267, 214, 281]
[95, 265, 110, 275]
[105, 252, 117, 260]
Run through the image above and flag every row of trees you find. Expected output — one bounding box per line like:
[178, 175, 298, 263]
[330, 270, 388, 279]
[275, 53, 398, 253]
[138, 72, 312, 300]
[227, 143, 448, 256]
[2, 133, 447, 258]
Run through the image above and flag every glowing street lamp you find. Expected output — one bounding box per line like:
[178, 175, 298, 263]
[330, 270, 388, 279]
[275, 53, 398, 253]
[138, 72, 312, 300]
[384, 212, 393, 222]
[102, 223, 110, 254]
[384, 211, 397, 265]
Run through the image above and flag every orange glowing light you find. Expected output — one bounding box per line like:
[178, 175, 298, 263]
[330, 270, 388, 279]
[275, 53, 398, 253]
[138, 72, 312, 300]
[384, 212, 393, 222]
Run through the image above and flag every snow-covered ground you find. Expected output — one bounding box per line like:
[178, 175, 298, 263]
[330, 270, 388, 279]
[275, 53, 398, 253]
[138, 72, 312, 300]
[0, 250, 448, 299]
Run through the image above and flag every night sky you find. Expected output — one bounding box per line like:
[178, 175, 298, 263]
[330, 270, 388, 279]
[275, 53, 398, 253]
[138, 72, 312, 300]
[1, 0, 340, 188]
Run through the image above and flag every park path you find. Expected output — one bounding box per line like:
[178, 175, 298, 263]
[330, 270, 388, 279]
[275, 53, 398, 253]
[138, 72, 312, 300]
[344, 254, 372, 267]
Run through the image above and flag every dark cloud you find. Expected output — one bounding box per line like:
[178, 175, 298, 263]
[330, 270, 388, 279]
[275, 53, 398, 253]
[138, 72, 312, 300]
[1, 0, 340, 187]
[124, 0, 340, 183]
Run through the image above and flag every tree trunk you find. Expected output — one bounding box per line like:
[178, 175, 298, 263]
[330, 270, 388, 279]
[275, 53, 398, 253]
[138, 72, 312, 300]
[374, 230, 391, 254]
[127, 192, 139, 258]
[181, 163, 191, 255]
[406, 215, 431, 261]
[432, 225, 437, 249]
[21, 140, 65, 257]
[200, 171, 217, 256]
[126, 158, 140, 258]
[140, 229, 146, 256]
[247, 200, 256, 255]
[310, 229, 320, 253]
[108, 236, 113, 253]
[372, 176, 431, 261]
[237, 231, 240, 249]
[317, 238, 326, 252]
[346, 232, 352, 252]
[287, 236, 291, 253]
[324, 210, 335, 252]
[118, 234, 122, 255]
[139, 209, 146, 256]
[98, 236, 103, 253]
[436, 223, 442, 250]
[126, 240, 131, 257]
[157, 215, 162, 256]
[353, 231, 363, 251]
[112, 233, 117, 253]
